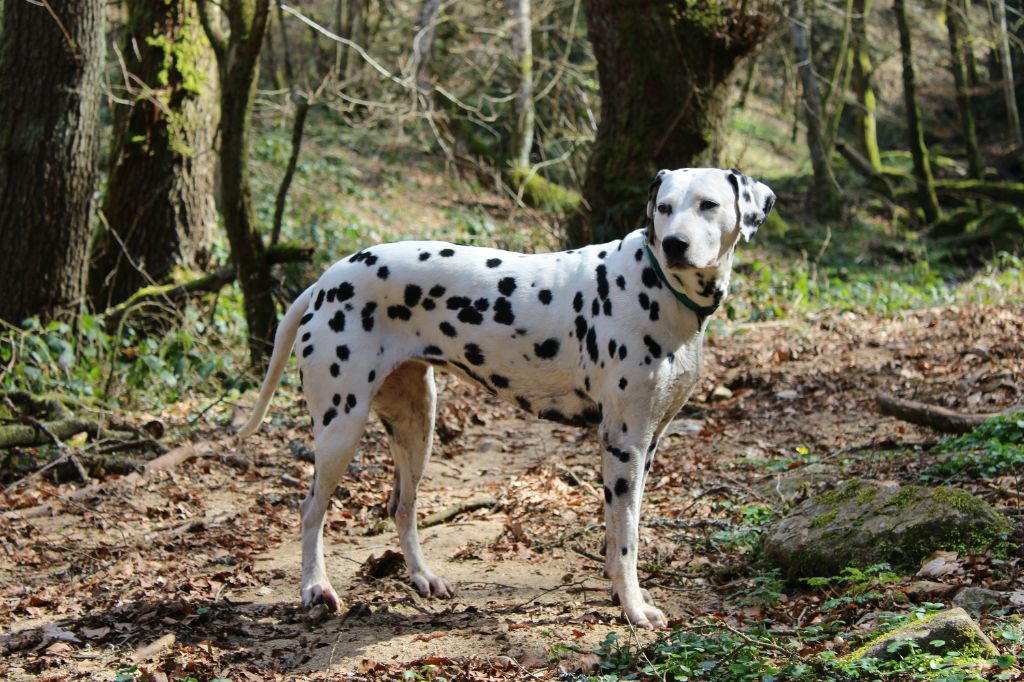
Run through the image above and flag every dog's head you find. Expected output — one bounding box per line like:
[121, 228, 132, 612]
[644, 168, 775, 302]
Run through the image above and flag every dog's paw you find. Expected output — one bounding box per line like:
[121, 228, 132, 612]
[622, 603, 667, 629]
[410, 571, 454, 598]
[302, 582, 341, 612]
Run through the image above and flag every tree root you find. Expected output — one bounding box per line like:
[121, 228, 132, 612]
[875, 392, 1020, 434]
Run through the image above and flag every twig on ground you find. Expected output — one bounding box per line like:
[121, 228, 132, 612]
[421, 497, 498, 528]
[876, 392, 1021, 434]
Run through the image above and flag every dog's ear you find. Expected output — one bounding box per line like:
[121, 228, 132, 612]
[645, 169, 669, 241]
[726, 169, 776, 242]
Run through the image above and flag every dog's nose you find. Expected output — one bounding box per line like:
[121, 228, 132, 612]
[662, 236, 690, 265]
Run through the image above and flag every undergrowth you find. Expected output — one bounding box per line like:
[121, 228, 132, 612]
[926, 414, 1024, 481]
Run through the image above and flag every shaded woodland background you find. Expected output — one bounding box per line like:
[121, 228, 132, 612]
[1, 1, 1023, 680]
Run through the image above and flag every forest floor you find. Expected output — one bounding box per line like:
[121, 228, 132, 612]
[1, 301, 1022, 680]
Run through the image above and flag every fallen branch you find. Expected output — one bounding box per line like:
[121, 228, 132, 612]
[101, 241, 314, 331]
[421, 497, 497, 528]
[0, 417, 105, 450]
[876, 392, 1020, 434]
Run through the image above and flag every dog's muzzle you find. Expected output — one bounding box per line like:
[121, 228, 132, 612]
[661, 236, 691, 269]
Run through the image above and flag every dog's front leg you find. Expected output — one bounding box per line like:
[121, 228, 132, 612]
[601, 432, 667, 629]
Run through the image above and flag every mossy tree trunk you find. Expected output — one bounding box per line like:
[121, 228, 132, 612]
[89, 0, 218, 310]
[790, 0, 842, 221]
[511, 0, 535, 173]
[992, 0, 1023, 147]
[197, 0, 275, 366]
[894, 0, 941, 223]
[0, 0, 104, 323]
[945, 0, 984, 180]
[851, 0, 882, 172]
[566, 1, 780, 246]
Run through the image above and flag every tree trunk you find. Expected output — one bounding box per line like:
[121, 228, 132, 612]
[566, 1, 780, 245]
[511, 0, 536, 172]
[992, 0, 1023, 147]
[851, 0, 882, 172]
[0, 0, 104, 323]
[411, 0, 443, 93]
[790, 0, 842, 221]
[198, 0, 275, 365]
[895, 0, 941, 223]
[822, 0, 854, 157]
[89, 0, 218, 310]
[945, 0, 984, 179]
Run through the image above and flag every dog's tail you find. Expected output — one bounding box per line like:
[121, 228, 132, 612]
[237, 285, 314, 440]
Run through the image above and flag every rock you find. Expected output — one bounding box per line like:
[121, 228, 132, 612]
[903, 581, 958, 602]
[952, 586, 1003, 613]
[763, 480, 1007, 579]
[306, 603, 329, 624]
[757, 463, 835, 503]
[847, 607, 998, 662]
[916, 550, 962, 579]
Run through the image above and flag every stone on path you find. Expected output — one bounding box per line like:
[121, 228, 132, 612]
[764, 479, 1007, 578]
[847, 607, 998, 662]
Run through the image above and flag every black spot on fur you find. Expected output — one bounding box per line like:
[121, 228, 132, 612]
[538, 289, 552, 304]
[635, 248, 643, 262]
[332, 394, 341, 406]
[464, 343, 485, 366]
[423, 345, 443, 356]
[377, 266, 390, 280]
[573, 291, 584, 312]
[361, 302, 377, 331]
[429, 285, 446, 298]
[603, 299, 612, 316]
[534, 338, 560, 359]
[404, 285, 423, 307]
[643, 334, 663, 358]
[621, 546, 628, 556]
[345, 394, 357, 413]
[301, 312, 314, 325]
[486, 258, 502, 268]
[604, 486, 612, 504]
[619, 377, 628, 390]
[574, 315, 588, 341]
[314, 290, 325, 311]
[301, 331, 311, 342]
[330, 363, 340, 377]
[642, 268, 661, 289]
[422, 298, 436, 311]
[458, 307, 484, 324]
[323, 408, 337, 426]
[615, 275, 626, 290]
[638, 292, 650, 310]
[330, 284, 353, 303]
[596, 265, 609, 299]
[614, 478, 629, 496]
[336, 345, 350, 361]
[498, 277, 517, 296]
[591, 298, 600, 317]
[493, 298, 515, 325]
[473, 297, 489, 311]
[387, 305, 412, 320]
[439, 321, 457, 337]
[302, 345, 314, 357]
[609, 446, 630, 463]
[586, 327, 598, 362]
[490, 374, 510, 388]
[516, 396, 532, 411]
[446, 295, 470, 310]
[328, 310, 346, 332]
[649, 301, 660, 321]
[608, 339, 617, 357]
[598, 250, 607, 259]
[419, 252, 431, 261]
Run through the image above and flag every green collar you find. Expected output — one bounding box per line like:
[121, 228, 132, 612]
[644, 243, 720, 327]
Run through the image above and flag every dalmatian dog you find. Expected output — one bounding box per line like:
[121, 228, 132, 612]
[238, 167, 774, 628]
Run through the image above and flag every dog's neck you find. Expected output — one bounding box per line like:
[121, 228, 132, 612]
[641, 240, 735, 330]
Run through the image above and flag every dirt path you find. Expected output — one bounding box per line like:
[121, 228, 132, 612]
[1, 304, 1021, 680]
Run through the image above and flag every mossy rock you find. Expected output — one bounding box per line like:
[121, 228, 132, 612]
[846, 607, 998, 662]
[763, 479, 1008, 579]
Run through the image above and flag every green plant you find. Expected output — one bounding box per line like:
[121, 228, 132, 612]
[926, 414, 1024, 480]
[804, 564, 901, 613]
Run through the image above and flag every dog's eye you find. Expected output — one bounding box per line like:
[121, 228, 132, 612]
[656, 203, 672, 215]
[699, 200, 719, 211]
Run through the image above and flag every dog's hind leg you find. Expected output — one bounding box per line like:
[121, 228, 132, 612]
[373, 361, 453, 598]
[300, 406, 369, 611]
